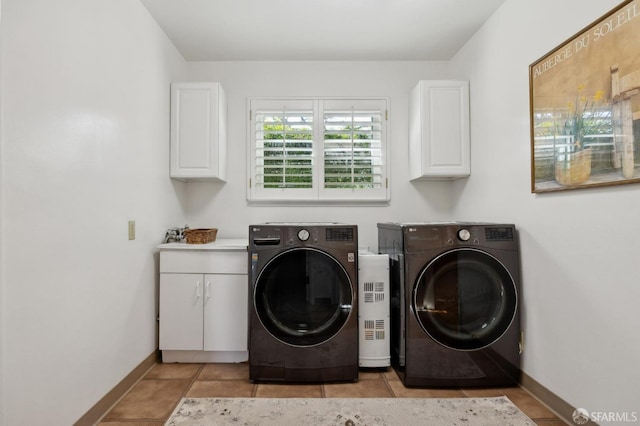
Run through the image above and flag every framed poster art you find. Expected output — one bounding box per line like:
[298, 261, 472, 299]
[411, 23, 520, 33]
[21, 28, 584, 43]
[529, 0, 640, 192]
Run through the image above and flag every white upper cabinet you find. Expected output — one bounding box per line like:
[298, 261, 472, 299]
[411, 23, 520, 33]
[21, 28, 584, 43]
[170, 82, 227, 181]
[409, 80, 470, 180]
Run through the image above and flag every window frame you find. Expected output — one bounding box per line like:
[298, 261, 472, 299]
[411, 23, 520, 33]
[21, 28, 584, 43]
[248, 97, 390, 204]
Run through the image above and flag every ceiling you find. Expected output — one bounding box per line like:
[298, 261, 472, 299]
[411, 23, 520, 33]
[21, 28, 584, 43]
[139, 0, 507, 61]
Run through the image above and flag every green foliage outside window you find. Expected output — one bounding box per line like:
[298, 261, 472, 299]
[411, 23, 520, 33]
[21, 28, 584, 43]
[257, 109, 382, 191]
[324, 125, 376, 189]
[262, 119, 313, 189]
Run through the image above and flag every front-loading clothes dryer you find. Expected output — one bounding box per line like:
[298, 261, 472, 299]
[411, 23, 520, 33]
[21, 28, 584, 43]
[248, 223, 358, 382]
[378, 222, 521, 387]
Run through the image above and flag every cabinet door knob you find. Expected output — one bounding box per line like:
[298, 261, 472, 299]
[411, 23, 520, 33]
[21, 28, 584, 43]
[196, 281, 202, 300]
[205, 281, 211, 301]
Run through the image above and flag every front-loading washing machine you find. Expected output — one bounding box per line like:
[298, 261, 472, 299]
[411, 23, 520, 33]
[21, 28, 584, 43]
[378, 222, 521, 387]
[248, 223, 359, 382]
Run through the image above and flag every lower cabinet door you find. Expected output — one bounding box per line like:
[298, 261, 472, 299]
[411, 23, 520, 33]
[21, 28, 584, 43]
[159, 273, 204, 350]
[203, 274, 248, 351]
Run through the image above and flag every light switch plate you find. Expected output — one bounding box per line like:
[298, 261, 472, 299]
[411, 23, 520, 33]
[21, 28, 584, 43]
[128, 220, 135, 240]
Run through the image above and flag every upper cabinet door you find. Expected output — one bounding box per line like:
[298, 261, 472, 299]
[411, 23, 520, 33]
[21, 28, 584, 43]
[170, 82, 227, 181]
[409, 80, 470, 180]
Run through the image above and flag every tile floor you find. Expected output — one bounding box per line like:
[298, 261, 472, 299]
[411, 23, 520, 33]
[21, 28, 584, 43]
[98, 363, 568, 425]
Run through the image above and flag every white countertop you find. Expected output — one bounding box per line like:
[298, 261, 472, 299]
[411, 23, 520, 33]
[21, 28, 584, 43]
[158, 238, 248, 251]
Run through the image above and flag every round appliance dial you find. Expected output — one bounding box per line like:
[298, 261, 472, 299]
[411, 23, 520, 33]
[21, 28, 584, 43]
[457, 229, 471, 241]
[297, 229, 310, 241]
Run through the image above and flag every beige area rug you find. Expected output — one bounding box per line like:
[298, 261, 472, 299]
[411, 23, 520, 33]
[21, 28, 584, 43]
[165, 396, 536, 426]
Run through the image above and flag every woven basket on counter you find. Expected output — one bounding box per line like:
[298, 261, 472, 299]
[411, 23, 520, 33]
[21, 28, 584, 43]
[184, 228, 218, 244]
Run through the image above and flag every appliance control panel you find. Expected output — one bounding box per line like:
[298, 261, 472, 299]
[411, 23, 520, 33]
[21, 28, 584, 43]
[396, 223, 516, 251]
[250, 224, 357, 249]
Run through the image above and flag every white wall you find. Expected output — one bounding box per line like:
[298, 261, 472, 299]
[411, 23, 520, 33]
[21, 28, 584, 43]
[0, 0, 4, 422]
[449, 0, 640, 420]
[2, 0, 636, 423]
[185, 61, 457, 251]
[0, 0, 187, 424]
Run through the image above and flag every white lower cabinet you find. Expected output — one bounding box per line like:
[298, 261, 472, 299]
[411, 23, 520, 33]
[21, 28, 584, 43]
[160, 273, 247, 352]
[158, 243, 248, 363]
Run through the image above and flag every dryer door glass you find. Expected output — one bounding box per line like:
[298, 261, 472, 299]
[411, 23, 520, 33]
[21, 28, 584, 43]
[413, 248, 517, 351]
[255, 248, 353, 346]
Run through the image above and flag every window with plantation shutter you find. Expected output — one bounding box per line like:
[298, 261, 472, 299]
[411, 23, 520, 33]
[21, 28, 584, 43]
[249, 98, 389, 203]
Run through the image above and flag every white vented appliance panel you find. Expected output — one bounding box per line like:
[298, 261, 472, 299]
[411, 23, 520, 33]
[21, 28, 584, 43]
[358, 252, 390, 367]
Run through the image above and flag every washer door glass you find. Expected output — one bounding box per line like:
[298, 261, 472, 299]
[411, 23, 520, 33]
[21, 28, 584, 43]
[255, 248, 353, 346]
[413, 248, 517, 351]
